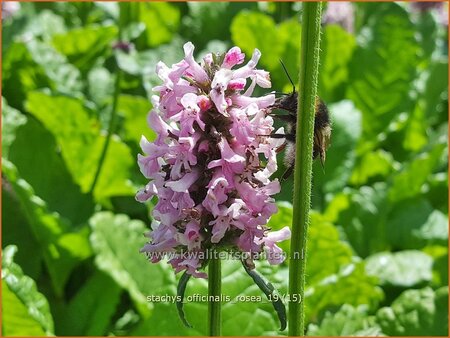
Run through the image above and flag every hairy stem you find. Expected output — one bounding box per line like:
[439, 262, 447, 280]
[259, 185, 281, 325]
[289, 2, 323, 336]
[208, 255, 221, 336]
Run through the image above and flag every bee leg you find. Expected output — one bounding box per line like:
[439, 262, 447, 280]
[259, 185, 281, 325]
[319, 152, 326, 172]
[269, 113, 295, 123]
[276, 142, 287, 154]
[281, 166, 294, 182]
[270, 133, 295, 142]
[270, 133, 286, 139]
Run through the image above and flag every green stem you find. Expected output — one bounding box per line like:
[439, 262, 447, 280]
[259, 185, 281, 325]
[289, 3, 323, 336]
[89, 10, 124, 195]
[208, 255, 221, 336]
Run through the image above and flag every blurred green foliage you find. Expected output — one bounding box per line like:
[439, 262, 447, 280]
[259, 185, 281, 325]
[2, 2, 448, 336]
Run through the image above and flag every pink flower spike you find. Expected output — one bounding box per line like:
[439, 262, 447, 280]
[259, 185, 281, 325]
[137, 42, 282, 277]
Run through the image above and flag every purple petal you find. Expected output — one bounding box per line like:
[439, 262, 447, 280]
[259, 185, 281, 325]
[165, 169, 199, 192]
[222, 47, 245, 69]
[265, 226, 291, 245]
[183, 42, 209, 84]
[231, 93, 275, 109]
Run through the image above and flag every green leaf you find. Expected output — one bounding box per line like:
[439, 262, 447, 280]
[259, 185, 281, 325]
[350, 150, 395, 186]
[376, 287, 448, 336]
[2, 179, 43, 281]
[232, 12, 279, 70]
[365, 251, 433, 288]
[415, 210, 449, 245]
[1, 98, 27, 158]
[135, 3, 180, 48]
[25, 91, 134, 200]
[2, 40, 83, 111]
[58, 271, 122, 336]
[2, 160, 92, 296]
[52, 25, 117, 73]
[306, 261, 384, 323]
[306, 213, 354, 285]
[2, 42, 52, 110]
[422, 60, 448, 126]
[347, 3, 419, 138]
[117, 94, 154, 144]
[8, 118, 95, 225]
[426, 172, 448, 213]
[325, 183, 389, 257]
[2, 283, 47, 336]
[319, 25, 356, 103]
[122, 22, 146, 42]
[386, 198, 448, 249]
[110, 309, 140, 336]
[415, 10, 438, 62]
[89, 212, 175, 316]
[403, 101, 428, 152]
[307, 304, 382, 336]
[423, 245, 448, 288]
[87, 67, 114, 108]
[91, 136, 135, 199]
[132, 301, 203, 336]
[267, 205, 356, 282]
[268, 206, 383, 324]
[231, 11, 299, 74]
[116, 39, 184, 77]
[21, 9, 67, 41]
[183, 2, 256, 51]
[388, 144, 446, 203]
[274, 19, 302, 90]
[2, 6, 29, 52]
[2, 245, 54, 336]
[25, 92, 95, 185]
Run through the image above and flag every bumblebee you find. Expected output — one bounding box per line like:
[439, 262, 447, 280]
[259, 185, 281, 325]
[270, 62, 331, 181]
